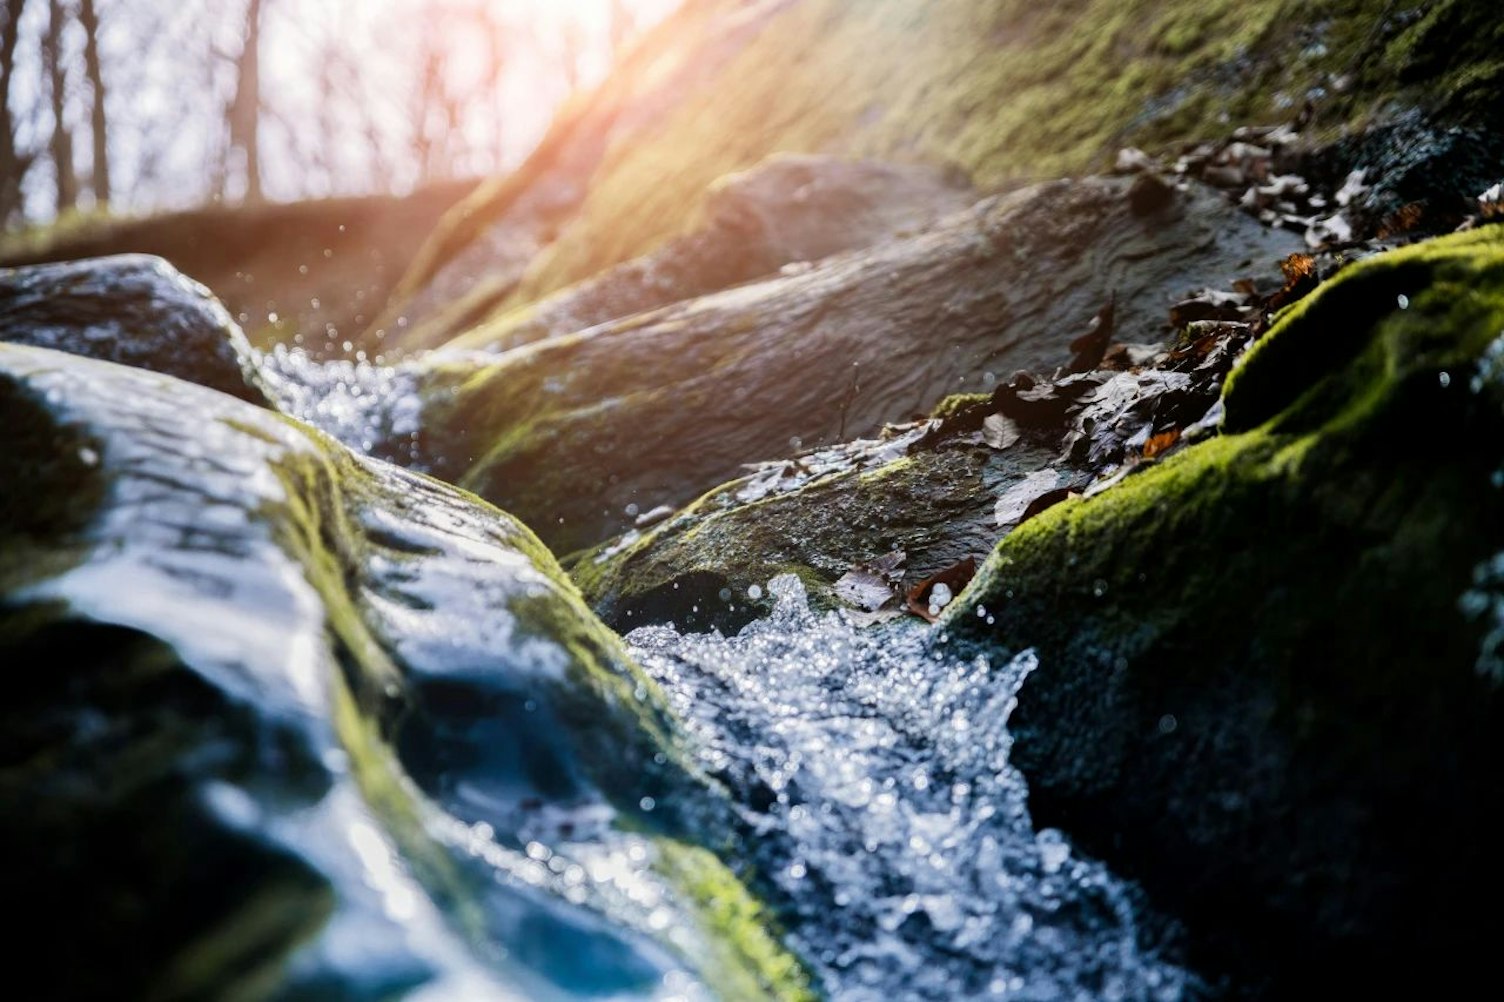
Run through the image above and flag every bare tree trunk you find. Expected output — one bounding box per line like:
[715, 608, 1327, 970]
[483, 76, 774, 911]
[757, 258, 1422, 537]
[412, 19, 445, 182]
[44, 0, 80, 215]
[77, 0, 108, 205]
[559, 17, 585, 94]
[0, 0, 31, 226]
[609, 0, 634, 57]
[228, 0, 264, 202]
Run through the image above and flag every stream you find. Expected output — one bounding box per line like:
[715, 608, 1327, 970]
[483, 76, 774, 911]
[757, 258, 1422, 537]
[249, 345, 1199, 1000]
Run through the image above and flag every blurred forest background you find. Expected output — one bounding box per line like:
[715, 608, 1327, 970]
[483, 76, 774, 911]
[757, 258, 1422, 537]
[0, 0, 676, 230]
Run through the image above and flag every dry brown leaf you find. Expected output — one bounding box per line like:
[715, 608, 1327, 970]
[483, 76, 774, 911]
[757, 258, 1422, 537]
[1143, 428, 1182, 459]
[982, 414, 1021, 450]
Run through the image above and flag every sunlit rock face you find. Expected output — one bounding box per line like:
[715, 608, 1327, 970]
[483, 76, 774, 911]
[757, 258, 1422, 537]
[383, 0, 1504, 348]
[446, 154, 978, 354]
[0, 254, 271, 405]
[418, 175, 1302, 556]
[0, 344, 808, 1002]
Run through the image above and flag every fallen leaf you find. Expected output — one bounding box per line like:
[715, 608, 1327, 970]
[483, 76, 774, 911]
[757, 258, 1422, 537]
[833, 550, 907, 611]
[995, 469, 1061, 526]
[1377, 202, 1425, 239]
[835, 570, 898, 612]
[634, 504, 676, 528]
[1067, 294, 1116, 373]
[844, 607, 907, 628]
[905, 557, 977, 623]
[867, 549, 907, 579]
[982, 414, 1021, 450]
[1020, 487, 1077, 522]
[1143, 428, 1181, 458]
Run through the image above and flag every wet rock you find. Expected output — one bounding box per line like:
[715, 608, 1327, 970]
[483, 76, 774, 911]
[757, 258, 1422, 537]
[1300, 111, 1504, 233]
[450, 154, 978, 353]
[420, 175, 1303, 556]
[0, 344, 809, 1001]
[569, 421, 1089, 635]
[947, 228, 1504, 997]
[0, 255, 270, 404]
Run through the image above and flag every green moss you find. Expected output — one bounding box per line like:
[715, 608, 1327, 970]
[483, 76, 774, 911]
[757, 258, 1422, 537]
[654, 842, 817, 1002]
[928, 391, 992, 421]
[945, 226, 1504, 987]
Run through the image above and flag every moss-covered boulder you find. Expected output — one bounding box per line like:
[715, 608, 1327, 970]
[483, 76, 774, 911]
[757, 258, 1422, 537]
[0, 254, 270, 404]
[568, 412, 1084, 633]
[381, 0, 1504, 349]
[945, 227, 1504, 994]
[441, 154, 976, 354]
[420, 176, 1301, 556]
[0, 344, 810, 1001]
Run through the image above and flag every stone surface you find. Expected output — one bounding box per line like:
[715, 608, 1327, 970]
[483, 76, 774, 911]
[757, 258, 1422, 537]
[448, 154, 977, 353]
[420, 176, 1302, 556]
[0, 254, 270, 404]
[946, 227, 1504, 996]
[0, 344, 810, 1002]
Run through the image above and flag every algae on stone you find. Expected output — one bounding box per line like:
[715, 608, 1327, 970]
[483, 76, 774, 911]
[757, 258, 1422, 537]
[945, 226, 1504, 994]
[0, 343, 811, 1000]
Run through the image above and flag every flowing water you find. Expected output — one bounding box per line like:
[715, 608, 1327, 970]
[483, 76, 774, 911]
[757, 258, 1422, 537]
[630, 577, 1194, 1002]
[258, 345, 1200, 1000]
[4, 327, 1197, 1000]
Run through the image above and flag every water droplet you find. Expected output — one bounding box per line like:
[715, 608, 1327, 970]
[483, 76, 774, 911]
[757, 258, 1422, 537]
[1158, 714, 1178, 735]
[748, 584, 764, 601]
[639, 797, 656, 812]
[1439, 371, 1452, 389]
[1397, 294, 1410, 310]
[77, 446, 99, 467]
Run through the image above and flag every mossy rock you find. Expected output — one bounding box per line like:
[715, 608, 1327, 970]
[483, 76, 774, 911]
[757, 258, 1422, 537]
[570, 421, 1082, 634]
[0, 345, 811, 1000]
[946, 226, 1504, 995]
[0, 255, 271, 404]
[420, 176, 1300, 556]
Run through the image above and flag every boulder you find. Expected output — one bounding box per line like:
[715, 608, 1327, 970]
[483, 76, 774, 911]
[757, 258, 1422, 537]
[380, 0, 1504, 347]
[0, 254, 270, 404]
[0, 344, 809, 1002]
[420, 176, 1302, 556]
[447, 154, 977, 353]
[945, 227, 1504, 995]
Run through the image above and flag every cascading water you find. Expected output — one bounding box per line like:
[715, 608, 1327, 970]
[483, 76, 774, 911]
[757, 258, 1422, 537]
[630, 576, 1196, 1002]
[240, 343, 1199, 1000]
